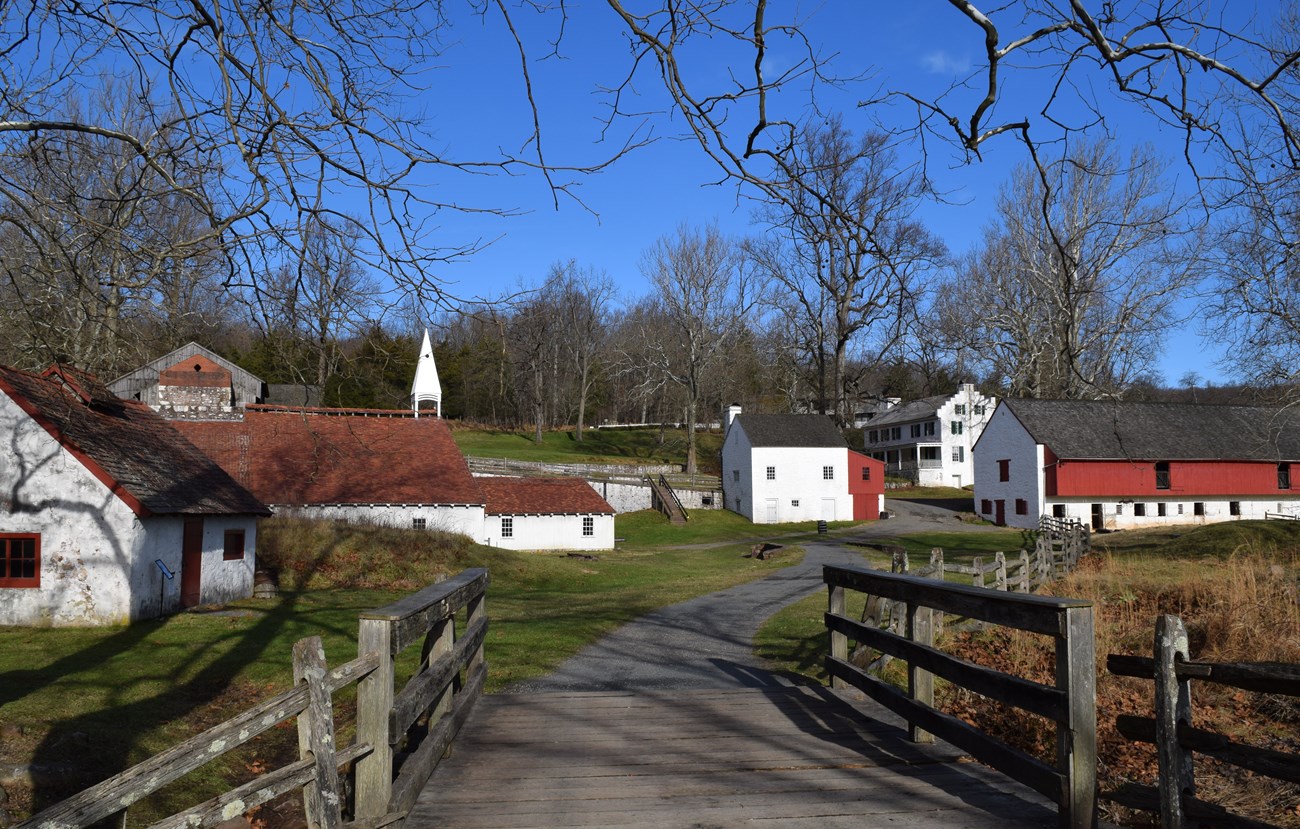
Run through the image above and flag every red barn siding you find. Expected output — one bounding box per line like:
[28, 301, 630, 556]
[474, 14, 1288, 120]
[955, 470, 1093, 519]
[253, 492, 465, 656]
[1054, 459, 1291, 497]
[847, 450, 884, 520]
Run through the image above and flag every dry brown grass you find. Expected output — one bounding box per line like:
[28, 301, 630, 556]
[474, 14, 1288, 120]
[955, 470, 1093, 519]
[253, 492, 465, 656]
[937, 544, 1300, 828]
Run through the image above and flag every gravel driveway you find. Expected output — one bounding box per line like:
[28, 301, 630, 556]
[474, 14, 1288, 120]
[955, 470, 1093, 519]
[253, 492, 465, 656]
[508, 499, 1003, 693]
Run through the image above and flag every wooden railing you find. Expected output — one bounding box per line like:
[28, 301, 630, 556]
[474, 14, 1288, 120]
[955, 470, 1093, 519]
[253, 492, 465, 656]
[356, 568, 489, 818]
[824, 564, 1097, 829]
[14, 569, 489, 829]
[14, 640, 387, 829]
[1106, 614, 1300, 829]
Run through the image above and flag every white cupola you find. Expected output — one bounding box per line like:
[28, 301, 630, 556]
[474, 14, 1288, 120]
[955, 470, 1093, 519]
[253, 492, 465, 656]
[411, 329, 442, 417]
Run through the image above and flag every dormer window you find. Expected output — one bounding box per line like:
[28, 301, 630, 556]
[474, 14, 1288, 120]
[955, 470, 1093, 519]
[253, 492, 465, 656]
[1155, 461, 1170, 490]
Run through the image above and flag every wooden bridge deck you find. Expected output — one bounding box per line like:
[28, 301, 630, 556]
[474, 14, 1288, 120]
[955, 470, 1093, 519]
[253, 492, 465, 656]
[406, 685, 1059, 829]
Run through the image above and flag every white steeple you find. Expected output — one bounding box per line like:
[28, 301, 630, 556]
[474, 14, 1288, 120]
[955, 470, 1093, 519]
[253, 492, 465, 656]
[411, 329, 442, 418]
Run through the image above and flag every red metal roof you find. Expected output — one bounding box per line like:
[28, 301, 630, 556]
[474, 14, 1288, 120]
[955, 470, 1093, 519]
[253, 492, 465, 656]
[174, 409, 485, 507]
[478, 477, 615, 516]
[0, 365, 269, 517]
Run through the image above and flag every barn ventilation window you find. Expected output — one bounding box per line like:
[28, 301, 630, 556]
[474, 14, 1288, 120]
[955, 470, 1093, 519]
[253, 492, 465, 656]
[1280, 463, 1292, 490]
[1230, 501, 1241, 516]
[1155, 462, 1170, 490]
[1134, 503, 1147, 517]
[412, 518, 426, 531]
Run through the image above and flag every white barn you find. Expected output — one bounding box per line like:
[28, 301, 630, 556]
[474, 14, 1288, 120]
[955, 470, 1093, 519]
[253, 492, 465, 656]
[479, 477, 616, 550]
[0, 365, 269, 626]
[722, 409, 864, 524]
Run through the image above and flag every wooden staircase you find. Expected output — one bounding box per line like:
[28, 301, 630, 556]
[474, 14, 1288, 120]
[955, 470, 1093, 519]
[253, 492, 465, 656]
[647, 474, 688, 524]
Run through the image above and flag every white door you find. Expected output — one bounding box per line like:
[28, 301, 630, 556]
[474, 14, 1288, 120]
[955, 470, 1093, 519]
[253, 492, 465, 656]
[765, 499, 779, 523]
[952, 474, 962, 487]
[821, 498, 837, 521]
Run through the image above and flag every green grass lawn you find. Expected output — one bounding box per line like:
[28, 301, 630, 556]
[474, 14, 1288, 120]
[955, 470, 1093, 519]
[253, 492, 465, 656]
[450, 425, 725, 474]
[617, 507, 859, 548]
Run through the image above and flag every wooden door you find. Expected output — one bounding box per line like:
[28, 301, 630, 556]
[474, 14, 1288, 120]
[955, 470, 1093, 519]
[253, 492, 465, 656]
[181, 517, 203, 608]
[765, 499, 778, 522]
[994, 499, 1005, 526]
[821, 498, 837, 521]
[1090, 503, 1103, 531]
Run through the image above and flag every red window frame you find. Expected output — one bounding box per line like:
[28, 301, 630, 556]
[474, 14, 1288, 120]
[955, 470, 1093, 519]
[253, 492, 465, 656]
[223, 529, 246, 561]
[0, 533, 41, 588]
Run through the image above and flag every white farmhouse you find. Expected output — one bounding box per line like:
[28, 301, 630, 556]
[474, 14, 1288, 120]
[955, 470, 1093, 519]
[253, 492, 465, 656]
[863, 383, 996, 487]
[721, 408, 884, 524]
[1, 364, 269, 626]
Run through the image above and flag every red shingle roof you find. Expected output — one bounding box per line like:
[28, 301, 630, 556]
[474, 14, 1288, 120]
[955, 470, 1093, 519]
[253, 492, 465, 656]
[174, 409, 484, 506]
[479, 477, 615, 516]
[0, 365, 269, 517]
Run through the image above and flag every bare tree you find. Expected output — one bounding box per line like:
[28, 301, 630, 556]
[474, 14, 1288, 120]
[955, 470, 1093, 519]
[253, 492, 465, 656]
[748, 118, 945, 424]
[552, 263, 616, 441]
[939, 142, 1202, 398]
[641, 223, 758, 474]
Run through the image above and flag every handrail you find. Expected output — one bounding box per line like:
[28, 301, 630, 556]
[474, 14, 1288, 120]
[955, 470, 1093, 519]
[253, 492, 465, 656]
[356, 568, 490, 818]
[824, 564, 1096, 829]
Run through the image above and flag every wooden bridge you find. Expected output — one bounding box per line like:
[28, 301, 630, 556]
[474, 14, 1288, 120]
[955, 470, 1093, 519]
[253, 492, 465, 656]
[405, 685, 1057, 828]
[18, 560, 1296, 829]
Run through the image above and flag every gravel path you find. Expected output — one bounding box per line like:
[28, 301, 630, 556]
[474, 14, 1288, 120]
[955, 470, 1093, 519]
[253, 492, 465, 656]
[509, 499, 1002, 693]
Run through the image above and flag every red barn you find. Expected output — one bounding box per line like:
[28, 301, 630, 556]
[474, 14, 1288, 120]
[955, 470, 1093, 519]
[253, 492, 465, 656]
[847, 451, 886, 521]
[974, 398, 1300, 530]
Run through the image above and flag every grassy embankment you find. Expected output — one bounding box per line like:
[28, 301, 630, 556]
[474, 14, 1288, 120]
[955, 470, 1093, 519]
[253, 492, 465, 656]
[0, 507, 819, 823]
[755, 520, 1300, 827]
[449, 424, 726, 475]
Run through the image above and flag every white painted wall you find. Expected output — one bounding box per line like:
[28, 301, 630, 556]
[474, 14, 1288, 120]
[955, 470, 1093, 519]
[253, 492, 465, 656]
[972, 403, 1045, 529]
[278, 503, 486, 540]
[584, 480, 722, 513]
[1046, 496, 1300, 530]
[0, 393, 258, 625]
[722, 424, 851, 524]
[484, 513, 615, 550]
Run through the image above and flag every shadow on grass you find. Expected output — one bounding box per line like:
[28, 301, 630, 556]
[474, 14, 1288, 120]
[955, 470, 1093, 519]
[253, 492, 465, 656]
[15, 539, 352, 820]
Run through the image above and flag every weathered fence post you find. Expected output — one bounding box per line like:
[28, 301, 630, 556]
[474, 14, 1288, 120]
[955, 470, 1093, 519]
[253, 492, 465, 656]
[907, 602, 935, 745]
[829, 581, 847, 690]
[1155, 614, 1194, 829]
[994, 551, 1008, 592]
[1055, 605, 1097, 829]
[972, 556, 985, 588]
[355, 618, 395, 819]
[294, 637, 343, 829]
[1018, 550, 1031, 592]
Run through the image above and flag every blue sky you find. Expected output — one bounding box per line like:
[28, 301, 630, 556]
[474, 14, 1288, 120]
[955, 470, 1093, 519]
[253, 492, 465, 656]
[401, 2, 1286, 388]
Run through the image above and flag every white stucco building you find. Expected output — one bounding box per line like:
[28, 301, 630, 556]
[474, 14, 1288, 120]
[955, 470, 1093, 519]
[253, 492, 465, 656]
[863, 384, 996, 487]
[479, 477, 616, 550]
[721, 408, 883, 524]
[974, 398, 1300, 530]
[1, 365, 269, 626]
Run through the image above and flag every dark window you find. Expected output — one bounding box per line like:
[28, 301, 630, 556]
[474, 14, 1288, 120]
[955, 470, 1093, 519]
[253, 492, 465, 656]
[823, 466, 834, 480]
[868, 430, 878, 443]
[1157, 503, 1167, 517]
[0, 534, 39, 588]
[582, 516, 594, 536]
[951, 421, 963, 435]
[412, 517, 426, 530]
[910, 424, 921, 438]
[1015, 499, 1027, 515]
[766, 466, 775, 481]
[980, 499, 992, 513]
[998, 459, 1010, 482]
[732, 470, 740, 482]
[1280, 463, 1292, 490]
[1134, 503, 1147, 517]
[791, 499, 800, 507]
[1053, 504, 1066, 518]
[1155, 461, 1170, 490]
[501, 517, 514, 538]
[1230, 501, 1241, 516]
[1194, 502, 1205, 516]
[954, 404, 966, 415]
[223, 530, 245, 561]
[861, 466, 871, 481]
